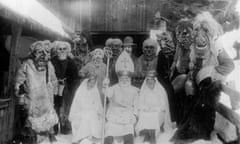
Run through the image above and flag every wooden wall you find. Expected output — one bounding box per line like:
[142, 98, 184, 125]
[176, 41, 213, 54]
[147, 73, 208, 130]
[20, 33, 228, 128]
[75, 0, 167, 32]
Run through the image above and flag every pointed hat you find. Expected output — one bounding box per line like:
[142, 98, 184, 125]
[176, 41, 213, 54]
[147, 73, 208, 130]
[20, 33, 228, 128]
[115, 51, 134, 75]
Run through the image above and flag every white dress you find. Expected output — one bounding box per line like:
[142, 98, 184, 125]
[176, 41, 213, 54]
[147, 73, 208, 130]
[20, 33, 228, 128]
[136, 78, 172, 134]
[69, 79, 103, 143]
[105, 84, 139, 137]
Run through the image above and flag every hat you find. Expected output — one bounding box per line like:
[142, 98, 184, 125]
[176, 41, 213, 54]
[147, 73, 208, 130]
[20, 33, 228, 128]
[123, 36, 135, 46]
[115, 51, 134, 76]
[90, 48, 104, 59]
[105, 38, 113, 47]
[143, 38, 158, 49]
[30, 41, 44, 53]
[154, 11, 168, 22]
[112, 38, 123, 46]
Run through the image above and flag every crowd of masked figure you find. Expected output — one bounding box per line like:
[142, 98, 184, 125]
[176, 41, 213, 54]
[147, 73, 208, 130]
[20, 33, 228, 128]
[14, 11, 237, 144]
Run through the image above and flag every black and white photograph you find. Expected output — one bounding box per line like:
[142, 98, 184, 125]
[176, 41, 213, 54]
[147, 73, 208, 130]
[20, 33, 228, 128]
[0, 0, 240, 144]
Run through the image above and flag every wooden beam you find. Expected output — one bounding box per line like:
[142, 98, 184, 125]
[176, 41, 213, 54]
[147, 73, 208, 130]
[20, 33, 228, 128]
[6, 22, 22, 141]
[216, 103, 240, 143]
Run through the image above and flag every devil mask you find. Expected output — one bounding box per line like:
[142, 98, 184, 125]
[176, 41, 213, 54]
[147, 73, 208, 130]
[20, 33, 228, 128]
[176, 20, 193, 50]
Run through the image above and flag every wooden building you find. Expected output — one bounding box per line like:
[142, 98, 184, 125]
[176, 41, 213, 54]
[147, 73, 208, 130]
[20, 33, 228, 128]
[0, 0, 239, 143]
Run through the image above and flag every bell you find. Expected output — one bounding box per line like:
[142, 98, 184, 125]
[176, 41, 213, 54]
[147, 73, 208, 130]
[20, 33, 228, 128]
[18, 94, 25, 105]
[185, 79, 195, 96]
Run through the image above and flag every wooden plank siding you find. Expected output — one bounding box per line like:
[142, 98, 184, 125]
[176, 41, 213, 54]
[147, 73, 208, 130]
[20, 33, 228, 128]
[76, 0, 148, 32]
[0, 23, 22, 144]
[74, 0, 170, 32]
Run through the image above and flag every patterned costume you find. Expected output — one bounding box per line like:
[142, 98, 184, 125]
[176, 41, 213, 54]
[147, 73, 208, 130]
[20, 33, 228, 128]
[15, 41, 58, 143]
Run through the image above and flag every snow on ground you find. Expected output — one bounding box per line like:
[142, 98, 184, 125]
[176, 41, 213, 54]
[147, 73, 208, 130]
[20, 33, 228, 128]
[39, 129, 222, 144]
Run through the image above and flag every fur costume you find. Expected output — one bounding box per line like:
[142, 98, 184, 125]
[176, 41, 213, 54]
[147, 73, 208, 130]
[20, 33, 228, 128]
[172, 77, 222, 143]
[15, 41, 58, 143]
[172, 11, 234, 143]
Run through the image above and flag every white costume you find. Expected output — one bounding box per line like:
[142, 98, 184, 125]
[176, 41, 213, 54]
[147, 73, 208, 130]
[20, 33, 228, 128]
[136, 78, 172, 134]
[105, 51, 139, 137]
[69, 79, 103, 143]
[105, 84, 139, 136]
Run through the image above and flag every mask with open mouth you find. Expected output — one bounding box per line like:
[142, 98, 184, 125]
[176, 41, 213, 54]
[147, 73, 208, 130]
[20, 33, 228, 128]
[193, 27, 210, 59]
[30, 41, 50, 71]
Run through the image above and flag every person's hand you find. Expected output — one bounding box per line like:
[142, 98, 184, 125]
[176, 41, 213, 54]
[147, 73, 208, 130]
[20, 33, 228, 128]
[103, 78, 110, 88]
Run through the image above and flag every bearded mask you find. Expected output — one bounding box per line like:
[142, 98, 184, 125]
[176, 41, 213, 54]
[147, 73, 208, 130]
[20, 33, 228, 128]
[111, 39, 123, 59]
[156, 32, 175, 56]
[142, 38, 158, 60]
[54, 41, 71, 60]
[176, 21, 193, 49]
[30, 41, 49, 71]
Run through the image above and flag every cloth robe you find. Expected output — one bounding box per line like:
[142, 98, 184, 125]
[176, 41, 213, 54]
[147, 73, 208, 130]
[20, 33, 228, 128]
[136, 78, 172, 134]
[69, 79, 103, 143]
[105, 84, 139, 137]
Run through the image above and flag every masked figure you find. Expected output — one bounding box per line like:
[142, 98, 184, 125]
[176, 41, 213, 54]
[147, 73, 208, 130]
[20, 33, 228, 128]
[123, 36, 137, 62]
[172, 12, 235, 143]
[104, 51, 138, 144]
[72, 32, 92, 70]
[69, 73, 103, 144]
[79, 48, 106, 104]
[15, 41, 58, 143]
[170, 20, 194, 124]
[108, 38, 123, 85]
[51, 41, 79, 134]
[136, 70, 172, 144]
[156, 31, 175, 82]
[171, 20, 193, 80]
[134, 38, 158, 88]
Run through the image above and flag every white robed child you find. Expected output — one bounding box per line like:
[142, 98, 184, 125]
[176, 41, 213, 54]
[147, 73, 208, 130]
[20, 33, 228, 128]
[135, 70, 173, 144]
[69, 73, 103, 144]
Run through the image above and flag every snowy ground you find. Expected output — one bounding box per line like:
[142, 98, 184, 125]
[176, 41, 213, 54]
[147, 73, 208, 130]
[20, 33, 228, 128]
[39, 129, 223, 144]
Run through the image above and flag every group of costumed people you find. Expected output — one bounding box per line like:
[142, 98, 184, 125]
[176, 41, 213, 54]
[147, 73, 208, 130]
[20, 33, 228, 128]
[14, 10, 239, 144]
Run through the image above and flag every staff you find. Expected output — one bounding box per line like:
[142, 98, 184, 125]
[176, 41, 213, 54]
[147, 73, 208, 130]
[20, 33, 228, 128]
[101, 47, 112, 144]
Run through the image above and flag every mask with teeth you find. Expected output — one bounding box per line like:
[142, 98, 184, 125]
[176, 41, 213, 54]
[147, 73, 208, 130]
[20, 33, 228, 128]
[193, 26, 210, 59]
[176, 21, 193, 50]
[31, 42, 49, 71]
